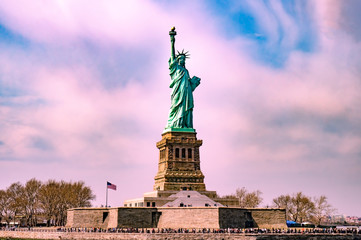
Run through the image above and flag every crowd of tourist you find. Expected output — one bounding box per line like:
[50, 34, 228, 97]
[1, 226, 361, 235]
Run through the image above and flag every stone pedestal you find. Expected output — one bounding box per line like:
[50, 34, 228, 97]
[153, 131, 206, 191]
[124, 130, 240, 208]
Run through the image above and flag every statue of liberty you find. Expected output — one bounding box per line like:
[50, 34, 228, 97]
[165, 27, 201, 132]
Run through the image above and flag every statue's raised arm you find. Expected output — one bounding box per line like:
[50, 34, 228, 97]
[169, 27, 176, 61]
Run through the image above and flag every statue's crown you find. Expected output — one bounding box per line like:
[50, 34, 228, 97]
[176, 49, 190, 59]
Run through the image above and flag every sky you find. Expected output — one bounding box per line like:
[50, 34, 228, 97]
[0, 0, 360, 217]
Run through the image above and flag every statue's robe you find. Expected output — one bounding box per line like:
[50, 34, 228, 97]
[166, 57, 200, 129]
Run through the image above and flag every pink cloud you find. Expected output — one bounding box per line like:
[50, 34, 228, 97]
[0, 0, 169, 46]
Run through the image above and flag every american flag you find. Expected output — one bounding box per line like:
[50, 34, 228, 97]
[107, 181, 117, 190]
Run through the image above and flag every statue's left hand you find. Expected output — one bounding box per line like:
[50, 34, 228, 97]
[190, 76, 201, 90]
[192, 76, 201, 82]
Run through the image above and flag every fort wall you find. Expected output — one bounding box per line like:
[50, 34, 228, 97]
[219, 208, 249, 228]
[250, 208, 287, 229]
[66, 207, 287, 229]
[67, 208, 110, 229]
[157, 207, 219, 228]
[117, 208, 159, 228]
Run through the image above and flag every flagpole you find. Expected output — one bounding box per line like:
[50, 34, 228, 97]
[106, 182, 108, 208]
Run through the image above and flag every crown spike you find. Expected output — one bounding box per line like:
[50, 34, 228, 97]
[176, 49, 191, 59]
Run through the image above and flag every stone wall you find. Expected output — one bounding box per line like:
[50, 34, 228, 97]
[219, 208, 248, 228]
[66, 209, 74, 227]
[117, 208, 159, 228]
[250, 208, 287, 229]
[67, 207, 287, 229]
[1, 231, 360, 240]
[157, 207, 220, 229]
[67, 208, 111, 228]
[108, 208, 119, 228]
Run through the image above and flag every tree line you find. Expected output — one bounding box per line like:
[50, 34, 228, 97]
[0, 179, 95, 227]
[224, 187, 335, 225]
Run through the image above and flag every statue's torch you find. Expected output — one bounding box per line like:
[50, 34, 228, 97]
[169, 26, 177, 36]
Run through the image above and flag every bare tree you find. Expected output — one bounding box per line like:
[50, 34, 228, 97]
[39, 180, 61, 226]
[291, 192, 315, 222]
[38, 180, 95, 226]
[56, 181, 95, 226]
[235, 187, 263, 208]
[273, 194, 293, 220]
[70, 181, 95, 208]
[0, 190, 12, 225]
[7, 182, 25, 225]
[312, 195, 335, 225]
[273, 192, 316, 223]
[23, 178, 42, 226]
[1, 179, 96, 227]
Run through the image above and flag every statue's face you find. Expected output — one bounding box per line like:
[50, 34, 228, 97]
[178, 56, 185, 66]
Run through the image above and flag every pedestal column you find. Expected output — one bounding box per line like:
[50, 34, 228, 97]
[153, 131, 206, 191]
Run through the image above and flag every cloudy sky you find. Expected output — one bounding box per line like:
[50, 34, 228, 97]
[0, 0, 360, 216]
